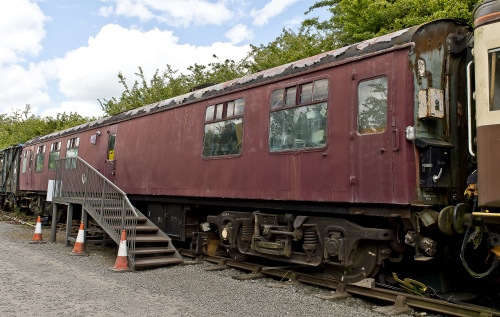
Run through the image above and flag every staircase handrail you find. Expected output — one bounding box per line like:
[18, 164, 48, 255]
[52, 156, 138, 268]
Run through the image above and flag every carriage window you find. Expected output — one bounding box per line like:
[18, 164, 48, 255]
[65, 137, 80, 169]
[215, 103, 223, 120]
[489, 48, 500, 111]
[314, 79, 329, 100]
[108, 134, 116, 161]
[35, 145, 46, 172]
[48, 141, 61, 170]
[358, 76, 388, 135]
[285, 87, 296, 106]
[203, 98, 245, 157]
[269, 79, 329, 152]
[21, 150, 29, 174]
[271, 89, 284, 109]
[300, 83, 313, 104]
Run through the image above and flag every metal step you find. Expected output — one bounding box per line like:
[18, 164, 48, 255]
[107, 225, 158, 232]
[135, 234, 171, 243]
[131, 247, 176, 255]
[134, 256, 184, 268]
[101, 215, 148, 222]
[133, 225, 158, 233]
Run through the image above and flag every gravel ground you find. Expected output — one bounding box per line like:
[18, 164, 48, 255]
[0, 214, 429, 317]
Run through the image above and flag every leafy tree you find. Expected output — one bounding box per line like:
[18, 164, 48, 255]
[303, 0, 481, 47]
[99, 56, 251, 116]
[247, 27, 332, 73]
[98, 66, 188, 116]
[0, 105, 91, 148]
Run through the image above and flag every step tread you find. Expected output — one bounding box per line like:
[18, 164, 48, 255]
[130, 247, 176, 255]
[100, 216, 148, 222]
[108, 225, 158, 232]
[134, 234, 171, 242]
[134, 256, 183, 267]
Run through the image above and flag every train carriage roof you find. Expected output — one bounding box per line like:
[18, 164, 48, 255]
[25, 19, 468, 146]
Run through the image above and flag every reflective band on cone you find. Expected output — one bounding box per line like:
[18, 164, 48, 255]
[111, 230, 130, 272]
[71, 222, 87, 256]
[29, 216, 47, 244]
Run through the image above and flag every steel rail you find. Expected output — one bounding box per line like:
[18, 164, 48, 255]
[179, 249, 499, 317]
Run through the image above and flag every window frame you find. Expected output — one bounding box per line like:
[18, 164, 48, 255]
[356, 76, 388, 135]
[35, 145, 46, 172]
[268, 78, 330, 153]
[202, 98, 245, 158]
[21, 149, 29, 174]
[488, 47, 500, 111]
[48, 141, 61, 171]
[65, 137, 80, 169]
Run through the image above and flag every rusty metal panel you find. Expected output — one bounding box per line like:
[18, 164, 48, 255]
[418, 88, 444, 119]
[349, 53, 394, 203]
[20, 22, 473, 207]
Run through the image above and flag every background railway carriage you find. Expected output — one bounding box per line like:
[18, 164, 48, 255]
[3, 5, 500, 297]
[1, 145, 25, 211]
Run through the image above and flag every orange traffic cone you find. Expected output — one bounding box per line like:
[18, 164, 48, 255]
[111, 230, 130, 272]
[29, 216, 47, 244]
[70, 222, 87, 256]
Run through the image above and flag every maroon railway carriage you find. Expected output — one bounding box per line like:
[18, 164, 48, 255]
[20, 19, 481, 283]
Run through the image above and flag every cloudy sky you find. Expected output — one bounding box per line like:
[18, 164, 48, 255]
[0, 0, 327, 119]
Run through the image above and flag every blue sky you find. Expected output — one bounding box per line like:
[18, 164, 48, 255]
[0, 0, 329, 119]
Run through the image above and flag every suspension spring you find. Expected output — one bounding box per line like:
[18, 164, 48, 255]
[241, 224, 254, 241]
[303, 228, 319, 245]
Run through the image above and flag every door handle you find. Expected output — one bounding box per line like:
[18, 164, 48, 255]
[392, 129, 400, 151]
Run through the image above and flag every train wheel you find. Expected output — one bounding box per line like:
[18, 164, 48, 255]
[325, 240, 380, 284]
[228, 247, 249, 262]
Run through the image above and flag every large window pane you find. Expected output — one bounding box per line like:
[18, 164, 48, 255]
[489, 48, 500, 111]
[203, 118, 243, 157]
[269, 103, 328, 152]
[358, 77, 388, 134]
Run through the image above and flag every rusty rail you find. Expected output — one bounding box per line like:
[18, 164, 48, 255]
[178, 249, 500, 317]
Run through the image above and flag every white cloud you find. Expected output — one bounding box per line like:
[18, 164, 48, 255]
[284, 16, 303, 29]
[250, 0, 298, 27]
[38, 24, 250, 117]
[98, 5, 114, 17]
[103, 0, 233, 27]
[0, 0, 48, 65]
[40, 100, 104, 119]
[225, 24, 254, 44]
[0, 64, 50, 114]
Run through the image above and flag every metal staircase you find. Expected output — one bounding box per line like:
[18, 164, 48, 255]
[52, 156, 183, 270]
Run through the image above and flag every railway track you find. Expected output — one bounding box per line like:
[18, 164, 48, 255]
[178, 249, 499, 317]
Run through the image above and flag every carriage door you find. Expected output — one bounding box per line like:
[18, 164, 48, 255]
[350, 53, 395, 203]
[106, 132, 117, 183]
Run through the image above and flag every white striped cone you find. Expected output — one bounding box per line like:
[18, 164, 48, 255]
[112, 230, 130, 271]
[29, 216, 47, 244]
[71, 222, 86, 255]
